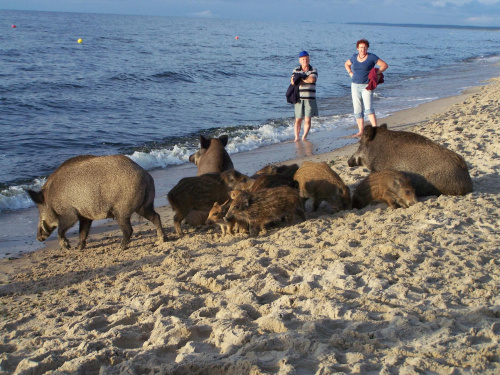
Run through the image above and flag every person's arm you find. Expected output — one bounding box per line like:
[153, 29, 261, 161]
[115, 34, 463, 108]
[376, 59, 388, 73]
[302, 74, 316, 84]
[345, 59, 353, 77]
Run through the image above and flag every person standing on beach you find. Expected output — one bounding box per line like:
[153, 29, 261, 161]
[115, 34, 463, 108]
[291, 51, 318, 142]
[345, 39, 388, 137]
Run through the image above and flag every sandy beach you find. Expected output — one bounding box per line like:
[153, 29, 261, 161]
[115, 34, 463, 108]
[1, 76, 499, 374]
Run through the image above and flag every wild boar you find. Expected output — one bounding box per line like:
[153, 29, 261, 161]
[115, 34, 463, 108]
[248, 173, 295, 193]
[352, 170, 418, 209]
[189, 135, 234, 176]
[220, 169, 255, 191]
[225, 186, 306, 236]
[206, 200, 234, 236]
[347, 124, 473, 196]
[253, 163, 299, 182]
[293, 161, 351, 212]
[26, 155, 165, 250]
[205, 200, 248, 236]
[167, 173, 230, 237]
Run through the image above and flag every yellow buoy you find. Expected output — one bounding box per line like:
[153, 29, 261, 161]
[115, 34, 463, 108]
[77, 38, 83, 44]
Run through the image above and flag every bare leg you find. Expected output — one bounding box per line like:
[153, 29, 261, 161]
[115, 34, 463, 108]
[294, 118, 303, 142]
[355, 117, 364, 137]
[368, 113, 377, 127]
[302, 117, 311, 141]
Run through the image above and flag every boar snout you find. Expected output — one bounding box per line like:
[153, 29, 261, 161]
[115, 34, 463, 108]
[348, 155, 360, 167]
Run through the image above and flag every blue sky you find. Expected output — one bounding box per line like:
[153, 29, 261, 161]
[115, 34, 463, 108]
[2, 0, 500, 27]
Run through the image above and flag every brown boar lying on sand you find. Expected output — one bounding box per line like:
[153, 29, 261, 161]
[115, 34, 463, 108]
[352, 170, 418, 209]
[348, 124, 472, 196]
[225, 186, 306, 236]
[293, 161, 351, 212]
[27, 155, 165, 250]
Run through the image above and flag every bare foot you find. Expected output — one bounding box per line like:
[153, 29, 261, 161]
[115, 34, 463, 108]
[294, 138, 299, 142]
[301, 136, 307, 141]
[348, 132, 363, 138]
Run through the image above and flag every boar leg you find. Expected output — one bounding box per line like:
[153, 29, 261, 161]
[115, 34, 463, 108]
[295, 207, 307, 221]
[140, 207, 166, 243]
[116, 215, 133, 249]
[76, 217, 93, 250]
[312, 198, 322, 212]
[300, 197, 308, 211]
[383, 193, 399, 209]
[173, 212, 184, 238]
[57, 215, 78, 250]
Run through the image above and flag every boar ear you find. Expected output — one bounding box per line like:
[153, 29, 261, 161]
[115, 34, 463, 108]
[219, 135, 229, 147]
[200, 135, 210, 149]
[27, 189, 44, 205]
[363, 125, 377, 141]
[380, 123, 388, 130]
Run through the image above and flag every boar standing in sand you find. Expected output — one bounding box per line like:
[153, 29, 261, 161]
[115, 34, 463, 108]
[293, 161, 351, 212]
[348, 124, 473, 196]
[189, 135, 234, 175]
[27, 155, 165, 250]
[225, 186, 306, 236]
[168, 170, 254, 237]
[352, 170, 418, 209]
[206, 200, 247, 236]
[167, 173, 230, 237]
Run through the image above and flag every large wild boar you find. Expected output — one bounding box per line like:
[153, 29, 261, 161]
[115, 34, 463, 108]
[352, 170, 418, 209]
[167, 173, 230, 237]
[189, 135, 234, 176]
[167, 170, 253, 237]
[293, 161, 351, 212]
[348, 124, 473, 196]
[27, 155, 165, 250]
[225, 186, 306, 236]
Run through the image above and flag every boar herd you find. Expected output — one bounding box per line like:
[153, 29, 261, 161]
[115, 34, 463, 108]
[27, 126, 473, 250]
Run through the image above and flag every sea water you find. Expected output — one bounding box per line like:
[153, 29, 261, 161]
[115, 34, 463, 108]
[1, 10, 499, 257]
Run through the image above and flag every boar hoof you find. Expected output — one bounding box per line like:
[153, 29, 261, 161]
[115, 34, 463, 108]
[120, 240, 130, 250]
[76, 241, 87, 250]
[59, 237, 71, 250]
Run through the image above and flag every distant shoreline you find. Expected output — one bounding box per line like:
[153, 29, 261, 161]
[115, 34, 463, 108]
[345, 21, 500, 31]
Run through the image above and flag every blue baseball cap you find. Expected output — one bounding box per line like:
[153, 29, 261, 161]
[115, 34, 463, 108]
[299, 51, 309, 57]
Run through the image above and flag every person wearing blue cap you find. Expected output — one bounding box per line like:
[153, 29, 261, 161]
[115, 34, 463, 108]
[291, 51, 318, 142]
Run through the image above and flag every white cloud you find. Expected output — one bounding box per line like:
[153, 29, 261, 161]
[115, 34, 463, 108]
[432, 0, 500, 5]
[466, 15, 499, 23]
[192, 10, 214, 18]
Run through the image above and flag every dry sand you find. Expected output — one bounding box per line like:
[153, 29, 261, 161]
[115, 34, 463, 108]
[1, 77, 499, 374]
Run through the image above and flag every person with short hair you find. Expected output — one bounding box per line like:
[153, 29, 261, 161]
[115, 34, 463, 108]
[291, 51, 318, 142]
[345, 39, 388, 137]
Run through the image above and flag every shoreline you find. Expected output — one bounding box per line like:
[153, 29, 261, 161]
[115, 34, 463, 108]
[0, 84, 478, 261]
[1, 75, 499, 373]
